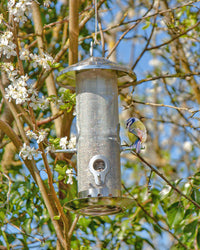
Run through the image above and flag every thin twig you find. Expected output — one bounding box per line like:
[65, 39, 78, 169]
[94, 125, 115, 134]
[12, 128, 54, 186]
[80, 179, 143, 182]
[0, 80, 29, 144]
[68, 215, 80, 239]
[37, 111, 64, 126]
[146, 21, 200, 51]
[7, 222, 44, 243]
[126, 99, 193, 112]
[106, 21, 140, 59]
[0, 172, 12, 210]
[131, 0, 159, 70]
[97, 10, 105, 57]
[123, 1, 196, 26]
[122, 184, 189, 249]
[134, 72, 200, 86]
[12, 19, 25, 76]
[39, 143, 71, 233]
[134, 152, 200, 209]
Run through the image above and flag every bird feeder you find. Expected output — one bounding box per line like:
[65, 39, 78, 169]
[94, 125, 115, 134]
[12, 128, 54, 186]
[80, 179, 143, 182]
[57, 56, 137, 216]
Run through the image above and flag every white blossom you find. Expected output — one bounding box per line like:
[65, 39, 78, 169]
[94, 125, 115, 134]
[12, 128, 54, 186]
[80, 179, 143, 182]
[44, 0, 51, 7]
[0, 14, 4, 24]
[37, 130, 48, 144]
[68, 135, 76, 149]
[1, 63, 18, 81]
[0, 31, 17, 59]
[26, 130, 38, 140]
[29, 95, 39, 110]
[27, 85, 38, 96]
[38, 96, 50, 111]
[19, 48, 30, 60]
[4, 85, 15, 102]
[29, 95, 50, 111]
[66, 169, 73, 185]
[8, 0, 32, 24]
[49, 95, 65, 109]
[149, 58, 161, 67]
[4, 74, 29, 105]
[59, 136, 68, 150]
[183, 141, 192, 152]
[30, 53, 54, 70]
[19, 143, 39, 160]
[45, 145, 55, 154]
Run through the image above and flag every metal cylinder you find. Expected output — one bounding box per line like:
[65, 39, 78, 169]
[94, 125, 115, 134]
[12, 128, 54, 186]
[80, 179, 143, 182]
[57, 57, 137, 215]
[76, 69, 121, 198]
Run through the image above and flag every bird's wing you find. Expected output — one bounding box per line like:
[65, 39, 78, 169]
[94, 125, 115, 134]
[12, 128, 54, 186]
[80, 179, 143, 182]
[129, 127, 141, 138]
[129, 123, 146, 142]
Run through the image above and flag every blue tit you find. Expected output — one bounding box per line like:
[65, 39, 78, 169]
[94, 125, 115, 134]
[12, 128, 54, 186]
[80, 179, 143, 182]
[126, 117, 147, 153]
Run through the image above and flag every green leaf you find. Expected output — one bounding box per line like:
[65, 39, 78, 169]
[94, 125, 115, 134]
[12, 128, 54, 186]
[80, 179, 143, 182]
[170, 245, 185, 250]
[55, 164, 67, 175]
[142, 20, 151, 30]
[0, 210, 5, 221]
[197, 227, 200, 249]
[183, 220, 198, 241]
[191, 189, 200, 204]
[78, 217, 91, 228]
[58, 175, 65, 181]
[53, 215, 61, 220]
[167, 202, 184, 228]
[153, 224, 162, 235]
[51, 62, 60, 68]
[2, 231, 10, 249]
[159, 185, 171, 200]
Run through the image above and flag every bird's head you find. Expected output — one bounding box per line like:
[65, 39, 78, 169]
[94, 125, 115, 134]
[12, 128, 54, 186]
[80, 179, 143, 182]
[126, 117, 136, 129]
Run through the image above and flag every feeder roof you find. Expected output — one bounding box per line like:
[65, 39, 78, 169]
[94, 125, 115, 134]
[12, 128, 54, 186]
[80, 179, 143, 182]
[57, 56, 137, 88]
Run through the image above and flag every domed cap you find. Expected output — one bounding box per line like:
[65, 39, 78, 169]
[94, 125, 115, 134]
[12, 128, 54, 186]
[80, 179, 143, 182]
[57, 56, 137, 88]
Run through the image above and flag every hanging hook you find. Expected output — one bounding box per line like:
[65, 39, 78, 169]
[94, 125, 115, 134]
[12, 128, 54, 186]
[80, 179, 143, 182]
[90, 41, 94, 57]
[89, 0, 100, 57]
[94, 0, 99, 45]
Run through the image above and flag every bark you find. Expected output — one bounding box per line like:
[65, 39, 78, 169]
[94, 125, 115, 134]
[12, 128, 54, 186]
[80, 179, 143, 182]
[32, 1, 62, 137]
[160, 0, 200, 104]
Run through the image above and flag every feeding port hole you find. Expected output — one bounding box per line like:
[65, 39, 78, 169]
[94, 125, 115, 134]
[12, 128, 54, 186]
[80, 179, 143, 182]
[93, 159, 106, 172]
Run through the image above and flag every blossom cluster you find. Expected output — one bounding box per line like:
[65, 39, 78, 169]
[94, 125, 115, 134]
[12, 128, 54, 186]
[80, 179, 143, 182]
[20, 48, 30, 61]
[31, 53, 54, 70]
[19, 143, 40, 160]
[26, 130, 48, 144]
[8, 0, 33, 24]
[65, 169, 74, 185]
[19, 131, 76, 161]
[3, 64, 35, 105]
[19, 130, 48, 160]
[19, 48, 54, 70]
[0, 31, 17, 59]
[3, 63, 52, 110]
[29, 95, 50, 111]
[59, 135, 76, 150]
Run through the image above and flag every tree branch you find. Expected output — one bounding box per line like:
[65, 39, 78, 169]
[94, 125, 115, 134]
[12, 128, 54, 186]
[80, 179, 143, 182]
[32, 1, 62, 137]
[134, 152, 200, 209]
[127, 99, 194, 113]
[68, 215, 80, 239]
[122, 183, 189, 249]
[146, 21, 200, 51]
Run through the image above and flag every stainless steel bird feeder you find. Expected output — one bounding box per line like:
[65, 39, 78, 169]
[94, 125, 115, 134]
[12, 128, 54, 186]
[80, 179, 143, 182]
[57, 57, 137, 216]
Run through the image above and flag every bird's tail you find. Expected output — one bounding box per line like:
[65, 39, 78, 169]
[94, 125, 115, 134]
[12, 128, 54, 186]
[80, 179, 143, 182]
[133, 138, 141, 153]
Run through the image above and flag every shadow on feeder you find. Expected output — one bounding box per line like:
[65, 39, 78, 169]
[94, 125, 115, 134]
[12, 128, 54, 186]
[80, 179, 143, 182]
[57, 56, 137, 216]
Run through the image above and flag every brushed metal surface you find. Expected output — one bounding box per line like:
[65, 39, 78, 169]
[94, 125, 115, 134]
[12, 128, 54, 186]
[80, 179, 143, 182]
[76, 69, 121, 198]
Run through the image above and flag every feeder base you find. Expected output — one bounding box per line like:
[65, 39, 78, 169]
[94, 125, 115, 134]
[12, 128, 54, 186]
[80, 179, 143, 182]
[64, 197, 135, 216]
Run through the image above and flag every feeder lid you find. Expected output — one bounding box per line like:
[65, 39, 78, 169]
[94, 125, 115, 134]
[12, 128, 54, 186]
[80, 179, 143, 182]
[57, 56, 137, 88]
[64, 196, 135, 216]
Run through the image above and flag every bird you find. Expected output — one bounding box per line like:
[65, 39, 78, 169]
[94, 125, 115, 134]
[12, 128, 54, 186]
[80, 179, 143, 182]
[125, 117, 147, 153]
